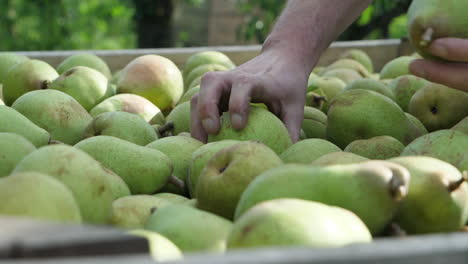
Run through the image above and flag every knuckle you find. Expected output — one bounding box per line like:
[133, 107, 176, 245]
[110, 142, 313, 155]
[201, 71, 222, 84]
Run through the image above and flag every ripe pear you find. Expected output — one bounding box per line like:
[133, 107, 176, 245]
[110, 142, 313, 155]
[308, 72, 320, 85]
[388, 75, 428, 111]
[301, 106, 327, 139]
[57, 53, 111, 79]
[379, 56, 415, 80]
[322, 59, 371, 78]
[128, 230, 183, 262]
[145, 204, 233, 253]
[326, 89, 408, 148]
[165, 101, 190, 135]
[196, 142, 283, 219]
[404, 112, 428, 144]
[188, 140, 240, 197]
[184, 63, 228, 90]
[0, 133, 36, 177]
[401, 130, 468, 171]
[178, 85, 199, 105]
[344, 136, 405, 160]
[452, 116, 468, 135]
[307, 77, 346, 112]
[48, 66, 109, 111]
[208, 106, 292, 154]
[228, 198, 371, 249]
[183, 51, 235, 79]
[408, 83, 468, 131]
[90, 93, 161, 122]
[389, 156, 468, 233]
[153, 193, 190, 204]
[3, 60, 58, 105]
[118, 55, 183, 111]
[0, 106, 50, 147]
[84, 111, 157, 146]
[110, 195, 174, 229]
[149, 111, 166, 125]
[147, 136, 203, 194]
[13, 145, 123, 224]
[235, 161, 410, 235]
[280, 139, 341, 164]
[339, 49, 374, 73]
[343, 78, 395, 100]
[75, 136, 173, 194]
[322, 69, 363, 85]
[0, 53, 28, 83]
[407, 0, 468, 61]
[311, 152, 369, 166]
[0, 172, 82, 224]
[11, 90, 92, 145]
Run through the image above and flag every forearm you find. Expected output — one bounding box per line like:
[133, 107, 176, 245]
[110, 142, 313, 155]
[263, 0, 372, 74]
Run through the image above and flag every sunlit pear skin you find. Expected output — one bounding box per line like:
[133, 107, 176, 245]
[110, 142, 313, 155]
[11, 90, 92, 145]
[0, 133, 36, 178]
[183, 51, 235, 79]
[145, 204, 233, 253]
[3, 60, 58, 105]
[128, 230, 183, 262]
[379, 56, 415, 80]
[153, 193, 190, 204]
[235, 161, 410, 235]
[228, 199, 372, 249]
[389, 156, 468, 233]
[344, 136, 405, 160]
[280, 139, 341, 164]
[339, 49, 374, 73]
[322, 69, 363, 85]
[75, 136, 173, 194]
[0, 172, 82, 224]
[311, 152, 369, 166]
[57, 53, 111, 79]
[387, 75, 428, 112]
[184, 63, 228, 90]
[0, 53, 28, 83]
[0, 106, 50, 147]
[322, 59, 371, 78]
[13, 145, 123, 224]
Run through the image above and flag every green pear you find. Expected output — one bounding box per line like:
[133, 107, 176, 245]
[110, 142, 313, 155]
[235, 161, 410, 235]
[3, 60, 59, 105]
[228, 198, 372, 249]
[343, 78, 395, 100]
[404, 112, 428, 144]
[307, 77, 346, 112]
[110, 195, 174, 229]
[183, 51, 235, 79]
[13, 145, 124, 224]
[301, 106, 327, 139]
[11, 90, 92, 145]
[0, 133, 36, 177]
[322, 59, 371, 78]
[379, 56, 415, 80]
[339, 49, 374, 73]
[90, 93, 162, 122]
[388, 75, 428, 111]
[178, 85, 199, 105]
[311, 152, 369, 166]
[75, 136, 173, 194]
[326, 89, 408, 149]
[129, 230, 183, 262]
[208, 106, 292, 154]
[187, 76, 202, 91]
[145, 204, 233, 253]
[149, 111, 166, 126]
[452, 116, 468, 135]
[344, 136, 405, 160]
[408, 83, 468, 132]
[57, 53, 111, 79]
[0, 172, 82, 224]
[389, 156, 468, 233]
[0, 53, 28, 83]
[84, 111, 157, 146]
[0, 106, 50, 147]
[147, 136, 203, 195]
[280, 139, 341, 164]
[407, 0, 468, 60]
[185, 63, 228, 90]
[110, 69, 123, 86]
[401, 130, 468, 171]
[165, 101, 191, 135]
[322, 69, 363, 85]
[0, 97, 3, 106]
[307, 72, 320, 85]
[183, 198, 197, 207]
[196, 142, 283, 219]
[153, 193, 190, 204]
[312, 66, 325, 75]
[48, 66, 109, 111]
[118, 55, 183, 111]
[188, 140, 240, 197]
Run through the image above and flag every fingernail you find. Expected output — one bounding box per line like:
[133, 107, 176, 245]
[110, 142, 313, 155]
[409, 61, 426, 78]
[231, 113, 243, 128]
[202, 118, 216, 133]
[431, 43, 448, 57]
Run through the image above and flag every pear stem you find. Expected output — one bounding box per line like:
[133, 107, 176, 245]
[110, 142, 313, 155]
[168, 175, 185, 191]
[41, 80, 51, 90]
[447, 177, 467, 193]
[157, 122, 175, 137]
[420, 27, 434, 47]
[389, 174, 409, 201]
[48, 139, 64, 145]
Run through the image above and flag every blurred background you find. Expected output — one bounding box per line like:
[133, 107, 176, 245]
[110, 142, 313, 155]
[0, 0, 411, 51]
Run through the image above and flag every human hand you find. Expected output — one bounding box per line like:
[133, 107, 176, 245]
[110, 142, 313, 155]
[410, 38, 468, 93]
[190, 49, 310, 143]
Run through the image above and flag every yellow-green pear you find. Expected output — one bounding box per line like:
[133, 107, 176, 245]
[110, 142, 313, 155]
[322, 69, 363, 85]
[187, 76, 202, 91]
[403, 112, 428, 144]
[0, 133, 36, 178]
[196, 142, 283, 219]
[183, 198, 197, 207]
[452, 116, 468, 135]
[75, 136, 173, 194]
[388, 75, 428, 111]
[343, 78, 395, 100]
[11, 90, 92, 145]
[228, 199, 372, 249]
[311, 152, 369, 166]
[307, 77, 346, 112]
[339, 49, 374, 73]
[301, 106, 327, 139]
[57, 53, 111, 79]
[280, 139, 341, 164]
[184, 63, 228, 90]
[0, 53, 29, 84]
[129, 230, 183, 262]
[153, 193, 190, 204]
[322, 59, 371, 78]
[390, 156, 468, 233]
[183, 51, 235, 79]
[379, 56, 415, 80]
[178, 85, 199, 105]
[165, 101, 190, 135]
[0, 106, 50, 147]
[145, 204, 233, 253]
[0, 172, 82, 224]
[118, 55, 183, 111]
[344, 136, 405, 160]
[110, 69, 123, 86]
